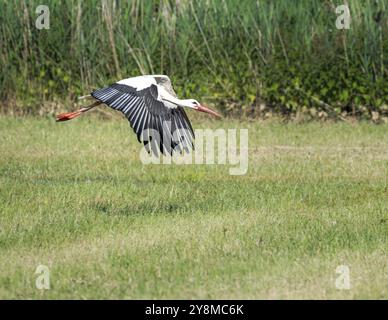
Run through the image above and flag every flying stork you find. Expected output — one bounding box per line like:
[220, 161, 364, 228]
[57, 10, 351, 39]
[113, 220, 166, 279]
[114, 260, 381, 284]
[56, 75, 221, 155]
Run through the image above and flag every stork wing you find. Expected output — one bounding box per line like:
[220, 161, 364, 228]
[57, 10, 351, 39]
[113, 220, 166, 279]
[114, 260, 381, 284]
[91, 83, 194, 156]
[153, 75, 177, 97]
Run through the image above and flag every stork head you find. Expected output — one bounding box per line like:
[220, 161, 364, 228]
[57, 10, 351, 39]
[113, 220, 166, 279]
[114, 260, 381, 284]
[183, 99, 221, 118]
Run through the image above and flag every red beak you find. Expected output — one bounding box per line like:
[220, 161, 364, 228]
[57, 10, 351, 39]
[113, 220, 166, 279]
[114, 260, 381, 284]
[196, 104, 221, 118]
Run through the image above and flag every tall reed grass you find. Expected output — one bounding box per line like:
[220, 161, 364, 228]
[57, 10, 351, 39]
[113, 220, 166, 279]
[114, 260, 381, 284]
[0, 0, 387, 119]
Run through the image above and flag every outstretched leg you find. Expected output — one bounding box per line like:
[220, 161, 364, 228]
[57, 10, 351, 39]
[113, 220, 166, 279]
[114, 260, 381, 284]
[56, 101, 102, 122]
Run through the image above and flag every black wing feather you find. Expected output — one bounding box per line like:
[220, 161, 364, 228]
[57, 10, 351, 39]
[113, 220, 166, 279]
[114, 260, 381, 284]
[91, 82, 194, 156]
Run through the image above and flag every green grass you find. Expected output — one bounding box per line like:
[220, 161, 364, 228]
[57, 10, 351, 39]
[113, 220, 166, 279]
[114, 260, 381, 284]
[0, 115, 387, 299]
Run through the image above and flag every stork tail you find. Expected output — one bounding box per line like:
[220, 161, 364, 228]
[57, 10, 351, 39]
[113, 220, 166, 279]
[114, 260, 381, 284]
[56, 101, 102, 122]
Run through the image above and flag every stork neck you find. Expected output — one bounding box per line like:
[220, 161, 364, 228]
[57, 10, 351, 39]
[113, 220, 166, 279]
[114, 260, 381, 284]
[163, 96, 184, 106]
[159, 88, 192, 108]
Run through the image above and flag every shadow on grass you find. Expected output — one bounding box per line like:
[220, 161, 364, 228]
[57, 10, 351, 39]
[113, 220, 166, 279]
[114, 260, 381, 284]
[92, 199, 183, 216]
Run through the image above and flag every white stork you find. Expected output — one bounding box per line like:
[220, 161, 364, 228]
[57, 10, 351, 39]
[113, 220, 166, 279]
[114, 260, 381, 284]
[56, 75, 221, 155]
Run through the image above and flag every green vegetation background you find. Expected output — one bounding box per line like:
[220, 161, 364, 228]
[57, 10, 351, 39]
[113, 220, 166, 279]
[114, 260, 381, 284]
[1, 0, 387, 119]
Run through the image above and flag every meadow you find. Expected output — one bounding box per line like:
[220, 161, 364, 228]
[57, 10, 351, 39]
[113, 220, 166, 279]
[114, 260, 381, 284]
[1, 0, 387, 300]
[0, 114, 387, 299]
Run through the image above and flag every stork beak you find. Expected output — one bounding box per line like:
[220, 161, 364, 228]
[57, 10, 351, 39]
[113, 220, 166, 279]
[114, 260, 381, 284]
[196, 104, 221, 118]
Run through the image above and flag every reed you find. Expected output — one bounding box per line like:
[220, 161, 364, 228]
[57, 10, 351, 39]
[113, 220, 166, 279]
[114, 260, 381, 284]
[0, 0, 387, 118]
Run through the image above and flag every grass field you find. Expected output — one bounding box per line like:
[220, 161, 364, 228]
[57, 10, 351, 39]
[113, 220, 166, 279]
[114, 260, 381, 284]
[0, 115, 387, 299]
